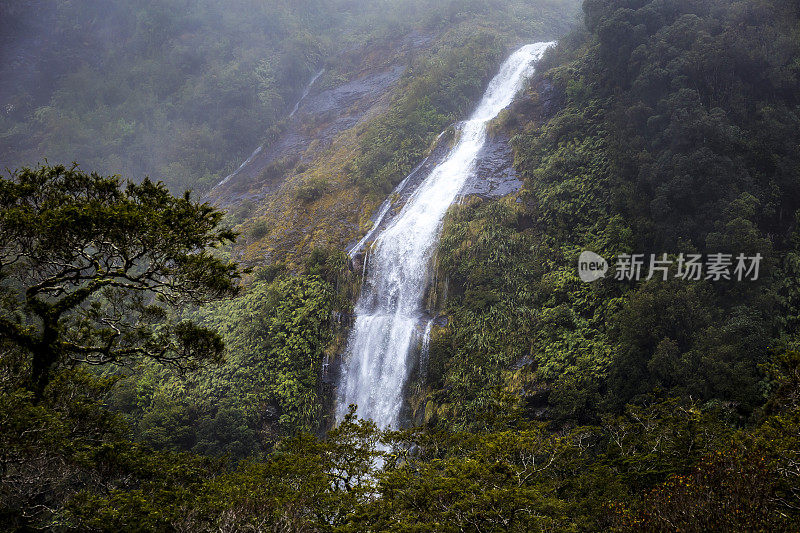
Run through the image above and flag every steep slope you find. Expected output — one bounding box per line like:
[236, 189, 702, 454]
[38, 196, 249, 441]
[422, 0, 800, 426]
[0, 0, 576, 194]
[337, 43, 553, 430]
[220, 9, 580, 270]
[102, 1, 583, 448]
[8, 2, 800, 531]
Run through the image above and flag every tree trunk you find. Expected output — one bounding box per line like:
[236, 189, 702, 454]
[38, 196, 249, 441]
[30, 324, 59, 399]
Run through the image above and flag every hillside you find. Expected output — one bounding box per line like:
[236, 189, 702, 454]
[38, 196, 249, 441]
[426, 0, 800, 427]
[2, 0, 800, 531]
[0, 0, 576, 194]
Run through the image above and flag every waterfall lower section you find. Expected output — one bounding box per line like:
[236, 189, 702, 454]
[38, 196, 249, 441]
[336, 42, 555, 429]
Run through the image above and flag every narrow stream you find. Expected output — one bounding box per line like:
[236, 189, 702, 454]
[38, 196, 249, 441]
[212, 68, 324, 191]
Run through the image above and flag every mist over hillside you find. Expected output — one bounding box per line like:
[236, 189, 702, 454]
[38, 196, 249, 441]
[0, 0, 578, 192]
[2, 1, 800, 531]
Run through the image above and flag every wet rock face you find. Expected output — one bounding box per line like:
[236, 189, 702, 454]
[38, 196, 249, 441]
[301, 65, 406, 118]
[207, 30, 438, 211]
[537, 78, 564, 119]
[459, 78, 565, 200]
[205, 28, 436, 211]
[460, 132, 522, 198]
[207, 63, 407, 208]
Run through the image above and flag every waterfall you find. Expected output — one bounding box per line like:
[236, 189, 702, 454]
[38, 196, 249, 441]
[290, 68, 325, 118]
[211, 145, 262, 191]
[336, 42, 555, 429]
[348, 130, 447, 258]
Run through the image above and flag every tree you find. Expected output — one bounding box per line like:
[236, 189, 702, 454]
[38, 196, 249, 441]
[0, 164, 239, 395]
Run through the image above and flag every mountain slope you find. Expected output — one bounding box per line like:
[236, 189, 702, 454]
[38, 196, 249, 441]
[0, 0, 579, 194]
[425, 0, 800, 426]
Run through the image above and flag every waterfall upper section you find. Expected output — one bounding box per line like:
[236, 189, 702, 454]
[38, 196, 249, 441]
[336, 42, 555, 429]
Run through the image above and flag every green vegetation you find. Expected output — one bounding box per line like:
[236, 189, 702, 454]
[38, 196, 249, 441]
[352, 32, 506, 193]
[228, 0, 580, 267]
[110, 274, 337, 458]
[3, 357, 799, 530]
[0, 164, 239, 395]
[429, 0, 800, 426]
[2, 0, 324, 192]
[4, 0, 800, 530]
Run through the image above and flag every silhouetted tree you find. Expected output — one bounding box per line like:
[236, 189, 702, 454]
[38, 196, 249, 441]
[0, 164, 239, 395]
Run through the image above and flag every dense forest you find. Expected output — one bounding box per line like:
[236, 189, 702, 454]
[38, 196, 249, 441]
[2, 0, 800, 531]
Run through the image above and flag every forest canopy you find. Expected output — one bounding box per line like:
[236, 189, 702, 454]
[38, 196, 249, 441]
[2, 0, 800, 531]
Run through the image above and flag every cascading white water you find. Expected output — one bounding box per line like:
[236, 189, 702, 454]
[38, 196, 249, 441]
[336, 42, 554, 429]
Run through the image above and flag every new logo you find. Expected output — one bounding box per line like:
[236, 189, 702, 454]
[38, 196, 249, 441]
[578, 251, 608, 283]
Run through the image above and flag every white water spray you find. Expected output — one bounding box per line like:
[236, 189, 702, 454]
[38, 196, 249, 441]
[419, 318, 434, 380]
[337, 42, 554, 428]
